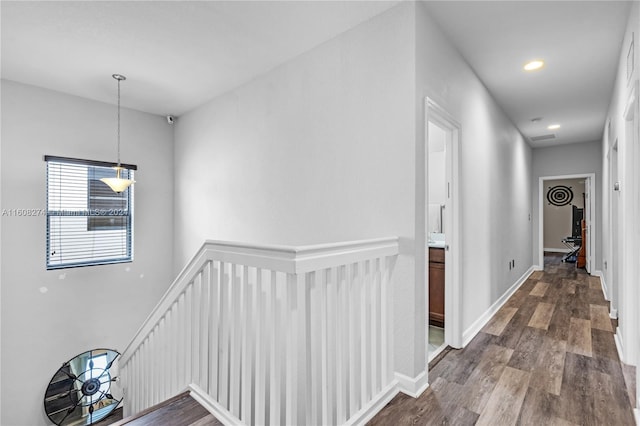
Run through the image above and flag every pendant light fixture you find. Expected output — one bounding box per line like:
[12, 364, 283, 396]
[100, 74, 135, 193]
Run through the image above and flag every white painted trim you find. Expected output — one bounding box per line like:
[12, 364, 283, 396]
[593, 270, 610, 301]
[543, 247, 571, 253]
[425, 97, 463, 349]
[634, 408, 639, 425]
[533, 265, 544, 271]
[187, 384, 244, 426]
[395, 370, 429, 398]
[615, 328, 625, 364]
[538, 174, 596, 274]
[345, 382, 399, 426]
[428, 343, 447, 362]
[623, 82, 637, 121]
[462, 266, 534, 346]
[610, 308, 618, 319]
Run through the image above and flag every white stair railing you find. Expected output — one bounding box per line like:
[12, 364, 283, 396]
[119, 237, 399, 425]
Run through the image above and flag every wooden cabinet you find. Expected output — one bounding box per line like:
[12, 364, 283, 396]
[429, 247, 445, 328]
[577, 219, 586, 268]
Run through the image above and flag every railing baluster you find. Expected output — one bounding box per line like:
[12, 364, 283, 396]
[309, 271, 321, 424]
[200, 262, 210, 391]
[240, 265, 253, 423]
[336, 264, 348, 424]
[254, 267, 266, 425]
[284, 272, 297, 425]
[362, 259, 371, 404]
[326, 266, 337, 425]
[210, 260, 221, 400]
[349, 262, 360, 416]
[193, 272, 201, 386]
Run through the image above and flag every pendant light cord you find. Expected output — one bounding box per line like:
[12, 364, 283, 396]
[116, 76, 121, 167]
[112, 73, 126, 168]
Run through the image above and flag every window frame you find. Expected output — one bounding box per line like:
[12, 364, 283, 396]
[44, 155, 137, 270]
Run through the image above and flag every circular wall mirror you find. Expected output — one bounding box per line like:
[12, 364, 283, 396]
[44, 348, 122, 425]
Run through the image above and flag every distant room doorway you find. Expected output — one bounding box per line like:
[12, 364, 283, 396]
[425, 98, 462, 364]
[539, 174, 595, 273]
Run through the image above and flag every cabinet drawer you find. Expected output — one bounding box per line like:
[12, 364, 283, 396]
[429, 247, 445, 263]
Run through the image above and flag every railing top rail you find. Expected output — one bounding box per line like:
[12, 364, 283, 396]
[202, 236, 398, 255]
[121, 237, 398, 362]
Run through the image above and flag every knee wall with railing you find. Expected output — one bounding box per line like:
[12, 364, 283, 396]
[119, 237, 399, 425]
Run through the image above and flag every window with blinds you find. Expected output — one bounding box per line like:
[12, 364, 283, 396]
[45, 156, 136, 269]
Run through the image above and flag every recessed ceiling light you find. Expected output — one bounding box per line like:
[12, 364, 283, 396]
[524, 60, 545, 71]
[547, 124, 561, 130]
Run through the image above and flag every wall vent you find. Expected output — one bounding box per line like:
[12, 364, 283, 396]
[530, 134, 556, 142]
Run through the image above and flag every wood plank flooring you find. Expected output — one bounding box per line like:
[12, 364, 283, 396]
[369, 253, 636, 425]
[103, 392, 222, 426]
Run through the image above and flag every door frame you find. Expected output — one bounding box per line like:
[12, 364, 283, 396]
[425, 97, 462, 350]
[607, 138, 619, 319]
[537, 173, 596, 273]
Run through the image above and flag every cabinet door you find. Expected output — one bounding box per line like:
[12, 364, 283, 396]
[429, 262, 445, 327]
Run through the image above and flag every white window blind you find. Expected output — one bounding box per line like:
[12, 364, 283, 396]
[45, 156, 136, 269]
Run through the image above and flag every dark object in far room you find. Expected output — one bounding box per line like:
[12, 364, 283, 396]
[572, 205, 584, 238]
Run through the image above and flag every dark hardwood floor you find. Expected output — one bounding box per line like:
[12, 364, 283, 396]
[369, 253, 637, 425]
[103, 392, 222, 426]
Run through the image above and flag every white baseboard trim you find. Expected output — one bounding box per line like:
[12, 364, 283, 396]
[533, 264, 543, 271]
[346, 381, 399, 425]
[395, 370, 429, 398]
[614, 328, 625, 364]
[610, 308, 618, 319]
[462, 266, 535, 346]
[428, 343, 448, 362]
[544, 247, 571, 253]
[593, 270, 610, 301]
[187, 384, 244, 426]
[634, 408, 639, 425]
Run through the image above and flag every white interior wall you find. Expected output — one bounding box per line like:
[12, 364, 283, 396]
[415, 2, 533, 349]
[532, 141, 603, 270]
[0, 80, 174, 426]
[427, 122, 446, 233]
[174, 0, 535, 386]
[174, 3, 421, 379]
[602, 1, 640, 410]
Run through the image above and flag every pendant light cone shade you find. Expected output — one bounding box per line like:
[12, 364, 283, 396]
[102, 74, 135, 193]
[100, 166, 135, 193]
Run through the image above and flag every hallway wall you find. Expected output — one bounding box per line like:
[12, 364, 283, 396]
[174, 3, 419, 378]
[0, 80, 175, 426]
[602, 1, 640, 412]
[416, 2, 533, 351]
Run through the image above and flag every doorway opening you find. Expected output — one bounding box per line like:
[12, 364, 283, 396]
[425, 98, 462, 363]
[538, 173, 595, 274]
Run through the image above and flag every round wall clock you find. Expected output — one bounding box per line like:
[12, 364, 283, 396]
[44, 348, 122, 425]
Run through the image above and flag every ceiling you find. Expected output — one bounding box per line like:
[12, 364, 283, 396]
[1, 1, 399, 116]
[424, 1, 631, 148]
[1, 1, 631, 148]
